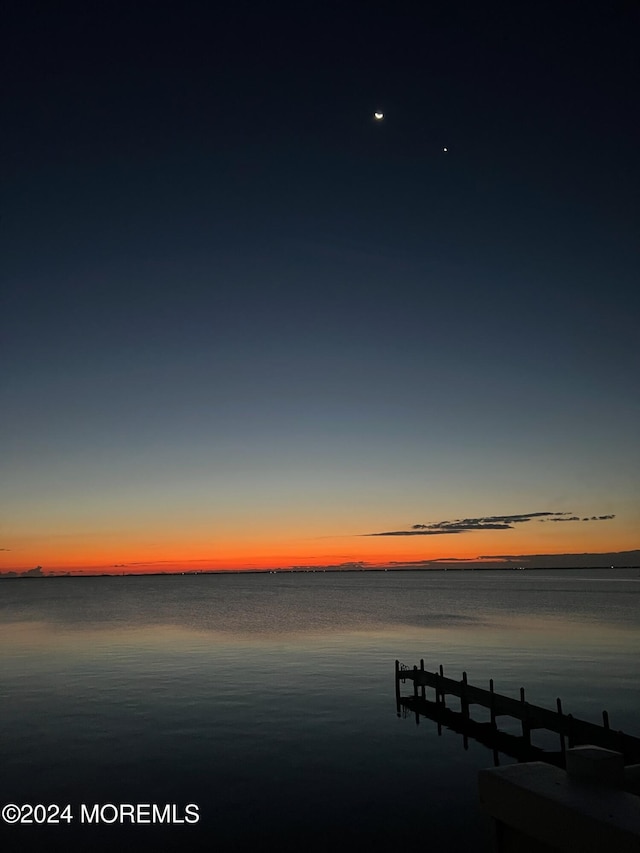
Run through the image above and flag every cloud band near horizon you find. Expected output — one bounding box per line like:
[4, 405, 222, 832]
[365, 511, 616, 537]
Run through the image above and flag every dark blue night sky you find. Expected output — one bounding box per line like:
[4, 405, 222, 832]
[2, 1, 638, 573]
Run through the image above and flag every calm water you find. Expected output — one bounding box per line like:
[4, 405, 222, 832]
[1, 569, 639, 851]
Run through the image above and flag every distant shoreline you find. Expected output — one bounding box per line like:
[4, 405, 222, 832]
[1, 565, 639, 579]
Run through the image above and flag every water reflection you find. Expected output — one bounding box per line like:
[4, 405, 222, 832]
[2, 570, 639, 635]
[1, 570, 639, 852]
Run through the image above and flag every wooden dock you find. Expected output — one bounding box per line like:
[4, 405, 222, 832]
[395, 660, 640, 766]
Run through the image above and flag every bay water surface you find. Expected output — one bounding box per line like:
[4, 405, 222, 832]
[1, 568, 639, 851]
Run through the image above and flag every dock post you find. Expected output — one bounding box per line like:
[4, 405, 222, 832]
[413, 666, 419, 724]
[420, 659, 426, 700]
[603, 710, 610, 730]
[395, 660, 401, 715]
[557, 698, 565, 758]
[520, 687, 531, 746]
[490, 678, 496, 727]
[439, 664, 446, 708]
[462, 671, 469, 720]
[462, 669, 470, 745]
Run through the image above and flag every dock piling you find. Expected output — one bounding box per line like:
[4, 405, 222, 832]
[520, 687, 531, 746]
[557, 698, 565, 755]
[461, 671, 469, 720]
[439, 664, 446, 708]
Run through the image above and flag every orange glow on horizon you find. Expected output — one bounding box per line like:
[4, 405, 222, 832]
[1, 519, 637, 577]
[1, 504, 636, 576]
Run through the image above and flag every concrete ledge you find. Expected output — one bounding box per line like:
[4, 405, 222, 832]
[479, 758, 640, 853]
[624, 764, 640, 796]
[566, 744, 625, 787]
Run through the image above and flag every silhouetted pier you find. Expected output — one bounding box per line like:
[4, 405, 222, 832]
[395, 660, 640, 767]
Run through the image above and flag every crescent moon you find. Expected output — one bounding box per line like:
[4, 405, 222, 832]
[374, 112, 384, 120]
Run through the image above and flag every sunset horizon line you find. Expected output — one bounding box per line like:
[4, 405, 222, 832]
[2, 548, 639, 578]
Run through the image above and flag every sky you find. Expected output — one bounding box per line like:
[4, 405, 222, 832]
[2, 1, 639, 574]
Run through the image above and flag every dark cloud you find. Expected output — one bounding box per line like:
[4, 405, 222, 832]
[540, 516, 581, 522]
[385, 550, 639, 570]
[547, 514, 615, 523]
[409, 514, 547, 530]
[23, 566, 44, 576]
[369, 529, 466, 537]
[366, 511, 615, 537]
[289, 562, 367, 571]
[0, 565, 45, 578]
[472, 550, 638, 569]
